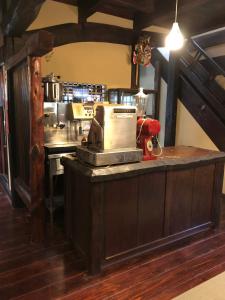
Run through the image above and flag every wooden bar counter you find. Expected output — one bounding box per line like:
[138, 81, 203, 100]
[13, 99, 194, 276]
[63, 146, 225, 274]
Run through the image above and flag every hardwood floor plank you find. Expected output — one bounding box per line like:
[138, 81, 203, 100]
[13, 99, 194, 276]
[0, 242, 73, 274]
[0, 251, 79, 287]
[1, 185, 225, 300]
[59, 233, 225, 300]
[0, 259, 85, 300]
[109, 244, 225, 300]
[153, 262, 225, 300]
[13, 232, 225, 300]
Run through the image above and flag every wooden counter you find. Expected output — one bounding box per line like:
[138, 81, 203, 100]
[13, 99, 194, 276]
[63, 146, 225, 274]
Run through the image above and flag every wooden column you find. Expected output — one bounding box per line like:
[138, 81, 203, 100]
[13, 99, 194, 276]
[154, 60, 161, 120]
[131, 44, 139, 89]
[29, 57, 45, 243]
[164, 51, 180, 146]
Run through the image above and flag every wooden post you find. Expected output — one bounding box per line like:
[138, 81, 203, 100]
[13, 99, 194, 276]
[164, 51, 180, 146]
[154, 60, 161, 120]
[29, 56, 45, 243]
[131, 44, 139, 89]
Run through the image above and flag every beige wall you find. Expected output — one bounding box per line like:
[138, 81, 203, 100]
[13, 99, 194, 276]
[41, 43, 131, 88]
[176, 100, 225, 193]
[176, 101, 218, 151]
[29, 0, 132, 88]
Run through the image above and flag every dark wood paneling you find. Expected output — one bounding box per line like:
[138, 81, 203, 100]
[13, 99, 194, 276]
[212, 162, 225, 227]
[191, 165, 215, 226]
[104, 177, 138, 258]
[138, 172, 165, 245]
[165, 169, 194, 235]
[11, 59, 30, 188]
[89, 182, 104, 274]
[69, 170, 91, 259]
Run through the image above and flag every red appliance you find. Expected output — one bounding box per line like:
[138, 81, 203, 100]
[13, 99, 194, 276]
[137, 118, 161, 160]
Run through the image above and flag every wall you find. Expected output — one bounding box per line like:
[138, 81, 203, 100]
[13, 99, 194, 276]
[28, 0, 132, 88]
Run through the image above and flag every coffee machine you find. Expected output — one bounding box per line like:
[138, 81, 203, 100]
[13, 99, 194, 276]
[76, 104, 143, 166]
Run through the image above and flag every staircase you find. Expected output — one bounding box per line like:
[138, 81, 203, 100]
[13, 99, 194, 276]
[152, 40, 225, 151]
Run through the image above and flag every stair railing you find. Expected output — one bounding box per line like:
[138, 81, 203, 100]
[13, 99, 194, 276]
[190, 39, 225, 79]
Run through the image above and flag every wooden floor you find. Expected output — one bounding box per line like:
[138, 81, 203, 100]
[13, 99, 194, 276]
[1, 186, 225, 300]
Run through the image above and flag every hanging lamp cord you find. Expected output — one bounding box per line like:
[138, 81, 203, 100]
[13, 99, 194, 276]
[175, 0, 178, 22]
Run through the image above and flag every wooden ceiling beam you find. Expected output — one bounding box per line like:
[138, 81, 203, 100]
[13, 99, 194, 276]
[52, 0, 77, 5]
[112, 0, 154, 14]
[2, 0, 46, 36]
[134, 0, 213, 32]
[26, 22, 165, 47]
[78, 0, 104, 23]
[6, 30, 54, 69]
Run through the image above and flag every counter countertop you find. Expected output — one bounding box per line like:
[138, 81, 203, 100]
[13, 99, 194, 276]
[62, 146, 225, 182]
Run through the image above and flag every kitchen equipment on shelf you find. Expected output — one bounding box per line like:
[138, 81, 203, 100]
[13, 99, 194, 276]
[67, 102, 95, 142]
[42, 73, 63, 102]
[136, 117, 162, 160]
[44, 102, 76, 145]
[108, 88, 157, 119]
[63, 82, 106, 103]
[76, 104, 143, 166]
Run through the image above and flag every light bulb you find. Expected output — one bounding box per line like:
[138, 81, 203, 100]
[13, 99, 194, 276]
[165, 22, 184, 51]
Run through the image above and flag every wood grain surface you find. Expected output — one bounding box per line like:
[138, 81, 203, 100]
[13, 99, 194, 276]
[1, 186, 225, 299]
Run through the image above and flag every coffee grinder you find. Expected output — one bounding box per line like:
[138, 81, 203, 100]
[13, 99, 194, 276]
[135, 88, 162, 160]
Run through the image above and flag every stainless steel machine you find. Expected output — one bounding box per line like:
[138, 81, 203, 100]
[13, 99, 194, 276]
[44, 102, 77, 146]
[42, 73, 63, 102]
[44, 102, 77, 225]
[76, 104, 143, 166]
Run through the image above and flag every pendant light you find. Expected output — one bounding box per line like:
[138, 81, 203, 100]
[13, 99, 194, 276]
[165, 0, 184, 51]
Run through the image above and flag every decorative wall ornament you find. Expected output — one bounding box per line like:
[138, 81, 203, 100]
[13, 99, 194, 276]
[133, 36, 152, 67]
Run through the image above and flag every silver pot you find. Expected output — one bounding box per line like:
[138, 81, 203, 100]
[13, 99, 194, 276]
[43, 73, 63, 102]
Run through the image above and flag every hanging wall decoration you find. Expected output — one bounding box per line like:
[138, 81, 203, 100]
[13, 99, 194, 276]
[133, 36, 152, 67]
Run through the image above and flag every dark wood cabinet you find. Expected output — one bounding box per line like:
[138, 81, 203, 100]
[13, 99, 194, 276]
[138, 172, 165, 245]
[63, 146, 225, 274]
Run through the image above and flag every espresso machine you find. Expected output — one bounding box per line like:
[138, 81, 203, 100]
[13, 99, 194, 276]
[76, 104, 143, 166]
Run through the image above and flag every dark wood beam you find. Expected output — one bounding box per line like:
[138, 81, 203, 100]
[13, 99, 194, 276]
[0, 0, 7, 47]
[78, 0, 104, 23]
[3, 0, 46, 36]
[26, 22, 165, 47]
[164, 51, 181, 147]
[53, 0, 77, 5]
[6, 30, 54, 69]
[112, 0, 154, 14]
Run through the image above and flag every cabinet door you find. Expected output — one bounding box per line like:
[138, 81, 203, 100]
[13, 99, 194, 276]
[138, 172, 166, 245]
[165, 169, 194, 236]
[104, 177, 138, 259]
[191, 164, 215, 226]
